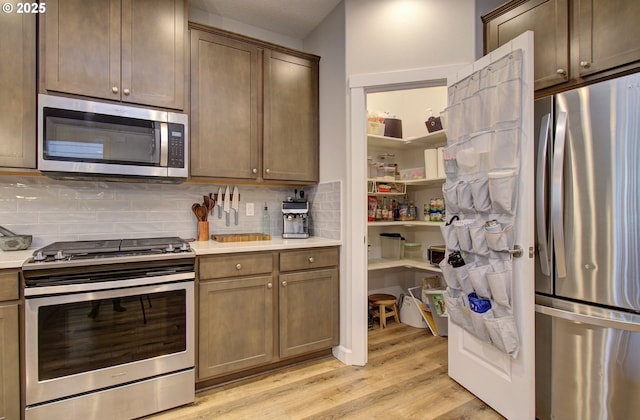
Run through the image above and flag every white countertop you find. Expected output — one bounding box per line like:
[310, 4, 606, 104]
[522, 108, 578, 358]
[0, 237, 342, 269]
[190, 236, 342, 255]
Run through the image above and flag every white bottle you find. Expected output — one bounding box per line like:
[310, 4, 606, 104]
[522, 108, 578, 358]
[262, 204, 270, 235]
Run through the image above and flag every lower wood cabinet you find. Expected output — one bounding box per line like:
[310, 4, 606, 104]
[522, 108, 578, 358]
[197, 247, 339, 383]
[0, 271, 20, 419]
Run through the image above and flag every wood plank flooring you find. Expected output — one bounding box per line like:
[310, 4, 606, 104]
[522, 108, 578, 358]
[146, 323, 505, 419]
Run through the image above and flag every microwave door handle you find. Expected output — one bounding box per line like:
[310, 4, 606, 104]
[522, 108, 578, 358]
[160, 122, 168, 167]
[536, 113, 552, 276]
[551, 111, 568, 279]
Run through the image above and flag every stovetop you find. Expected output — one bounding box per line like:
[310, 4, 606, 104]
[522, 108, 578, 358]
[23, 237, 193, 269]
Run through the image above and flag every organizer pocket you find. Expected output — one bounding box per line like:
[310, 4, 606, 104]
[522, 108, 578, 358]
[453, 219, 474, 252]
[443, 289, 474, 334]
[442, 181, 460, 214]
[495, 78, 522, 124]
[456, 140, 479, 176]
[485, 224, 514, 252]
[488, 170, 517, 215]
[469, 177, 491, 213]
[469, 308, 493, 342]
[490, 128, 520, 170]
[454, 262, 477, 295]
[484, 314, 520, 357]
[469, 222, 489, 255]
[457, 181, 474, 213]
[468, 264, 492, 298]
[487, 268, 512, 308]
[439, 259, 460, 290]
[444, 103, 463, 142]
[440, 222, 459, 251]
[462, 93, 483, 134]
[442, 144, 459, 176]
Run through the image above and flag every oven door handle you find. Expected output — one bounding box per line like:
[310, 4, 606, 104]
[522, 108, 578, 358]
[24, 272, 194, 297]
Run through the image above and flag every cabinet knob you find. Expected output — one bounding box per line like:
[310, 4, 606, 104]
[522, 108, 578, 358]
[267, 282, 273, 289]
[556, 68, 567, 76]
[265, 168, 271, 174]
[112, 86, 119, 94]
[308, 257, 315, 263]
[580, 60, 591, 68]
[252, 168, 257, 174]
[235, 263, 242, 270]
[281, 281, 287, 287]
[123, 88, 131, 96]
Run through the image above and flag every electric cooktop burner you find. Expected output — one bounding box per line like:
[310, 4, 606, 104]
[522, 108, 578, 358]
[23, 236, 193, 267]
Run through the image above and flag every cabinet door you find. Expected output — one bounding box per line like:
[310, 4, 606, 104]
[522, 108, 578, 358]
[42, 0, 121, 101]
[198, 276, 274, 380]
[0, 10, 35, 168]
[263, 50, 319, 182]
[279, 268, 339, 358]
[190, 31, 259, 179]
[484, 0, 569, 91]
[576, 0, 640, 77]
[121, 0, 185, 109]
[0, 304, 19, 420]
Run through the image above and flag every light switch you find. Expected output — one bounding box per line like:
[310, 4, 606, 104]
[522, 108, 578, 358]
[246, 202, 255, 216]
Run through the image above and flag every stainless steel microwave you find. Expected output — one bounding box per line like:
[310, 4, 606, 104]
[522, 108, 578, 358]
[38, 95, 188, 182]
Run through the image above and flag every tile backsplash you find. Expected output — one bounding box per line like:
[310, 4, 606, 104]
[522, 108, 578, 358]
[0, 176, 341, 248]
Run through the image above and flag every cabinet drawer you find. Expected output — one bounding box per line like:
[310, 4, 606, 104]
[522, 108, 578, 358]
[279, 247, 339, 272]
[0, 271, 19, 301]
[199, 253, 273, 280]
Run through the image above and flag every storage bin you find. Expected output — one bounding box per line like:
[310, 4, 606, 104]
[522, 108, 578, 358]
[403, 243, 423, 259]
[400, 294, 429, 329]
[380, 233, 404, 259]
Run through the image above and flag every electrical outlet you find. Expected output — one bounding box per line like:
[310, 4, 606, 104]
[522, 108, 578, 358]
[246, 202, 255, 216]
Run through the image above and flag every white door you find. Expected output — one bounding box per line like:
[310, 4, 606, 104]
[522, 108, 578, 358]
[445, 32, 535, 419]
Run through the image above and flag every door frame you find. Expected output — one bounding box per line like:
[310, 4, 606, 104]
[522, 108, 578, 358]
[345, 64, 466, 366]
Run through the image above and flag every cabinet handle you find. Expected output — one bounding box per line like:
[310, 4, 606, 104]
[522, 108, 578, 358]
[281, 281, 287, 287]
[123, 88, 131, 96]
[265, 168, 271, 174]
[252, 168, 257, 174]
[235, 263, 242, 270]
[580, 61, 591, 68]
[112, 86, 119, 94]
[556, 69, 566, 76]
[308, 257, 315, 263]
[267, 282, 273, 289]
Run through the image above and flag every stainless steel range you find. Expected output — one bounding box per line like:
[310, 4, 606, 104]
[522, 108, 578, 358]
[22, 237, 195, 420]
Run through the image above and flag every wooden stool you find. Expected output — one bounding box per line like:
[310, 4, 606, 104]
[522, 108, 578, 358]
[368, 293, 400, 329]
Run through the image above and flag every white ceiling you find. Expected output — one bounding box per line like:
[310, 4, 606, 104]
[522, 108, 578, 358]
[189, 0, 343, 39]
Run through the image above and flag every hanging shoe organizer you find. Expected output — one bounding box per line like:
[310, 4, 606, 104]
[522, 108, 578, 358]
[439, 50, 523, 358]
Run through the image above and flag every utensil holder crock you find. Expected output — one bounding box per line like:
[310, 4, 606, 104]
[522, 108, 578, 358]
[197, 221, 209, 241]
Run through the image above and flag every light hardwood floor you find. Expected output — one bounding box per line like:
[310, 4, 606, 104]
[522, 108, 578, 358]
[147, 322, 504, 419]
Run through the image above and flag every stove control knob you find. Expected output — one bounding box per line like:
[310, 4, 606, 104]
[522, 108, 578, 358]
[180, 243, 190, 252]
[166, 244, 175, 253]
[54, 250, 65, 260]
[34, 251, 46, 262]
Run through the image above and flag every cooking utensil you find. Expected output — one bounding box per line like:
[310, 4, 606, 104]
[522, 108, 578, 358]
[208, 192, 216, 215]
[232, 186, 240, 225]
[203, 195, 214, 216]
[223, 185, 231, 226]
[0, 225, 32, 251]
[217, 186, 224, 218]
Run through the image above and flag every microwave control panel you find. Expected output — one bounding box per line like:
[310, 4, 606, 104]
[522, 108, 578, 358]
[167, 123, 185, 168]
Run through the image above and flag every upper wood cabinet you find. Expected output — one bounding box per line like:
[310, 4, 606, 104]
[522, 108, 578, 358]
[263, 50, 319, 183]
[483, 0, 640, 94]
[40, 0, 186, 110]
[483, 0, 569, 91]
[0, 11, 36, 168]
[190, 25, 320, 184]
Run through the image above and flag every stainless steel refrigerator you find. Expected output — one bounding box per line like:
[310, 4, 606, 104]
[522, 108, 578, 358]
[534, 72, 640, 419]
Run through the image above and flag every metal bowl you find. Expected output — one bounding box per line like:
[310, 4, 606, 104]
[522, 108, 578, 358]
[0, 235, 32, 251]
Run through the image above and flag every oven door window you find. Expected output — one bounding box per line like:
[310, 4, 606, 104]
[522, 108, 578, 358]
[37, 289, 186, 381]
[43, 108, 161, 166]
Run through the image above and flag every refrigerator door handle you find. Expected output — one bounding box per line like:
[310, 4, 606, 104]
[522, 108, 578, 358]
[551, 111, 568, 278]
[535, 304, 640, 332]
[536, 113, 552, 276]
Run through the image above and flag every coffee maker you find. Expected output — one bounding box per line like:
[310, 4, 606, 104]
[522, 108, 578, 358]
[282, 200, 309, 239]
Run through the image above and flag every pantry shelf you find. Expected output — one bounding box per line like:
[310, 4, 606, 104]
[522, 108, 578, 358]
[368, 221, 442, 227]
[367, 130, 447, 150]
[368, 258, 443, 273]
